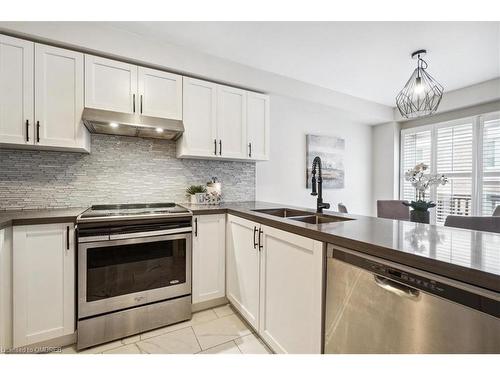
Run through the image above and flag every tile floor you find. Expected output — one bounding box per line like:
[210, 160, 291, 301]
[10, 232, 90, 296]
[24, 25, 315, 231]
[58, 304, 272, 354]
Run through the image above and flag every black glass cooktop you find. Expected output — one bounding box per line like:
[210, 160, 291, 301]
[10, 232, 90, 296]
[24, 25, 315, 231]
[79, 203, 190, 219]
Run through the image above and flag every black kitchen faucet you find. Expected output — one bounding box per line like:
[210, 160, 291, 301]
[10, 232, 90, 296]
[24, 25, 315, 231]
[310, 156, 331, 214]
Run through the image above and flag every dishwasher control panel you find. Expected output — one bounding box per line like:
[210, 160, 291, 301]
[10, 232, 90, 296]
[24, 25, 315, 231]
[368, 263, 446, 294]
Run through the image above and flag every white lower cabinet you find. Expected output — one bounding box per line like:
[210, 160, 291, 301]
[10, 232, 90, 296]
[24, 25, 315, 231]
[0, 228, 13, 350]
[226, 215, 261, 330]
[226, 214, 324, 353]
[13, 223, 75, 348]
[192, 214, 226, 304]
[259, 224, 323, 354]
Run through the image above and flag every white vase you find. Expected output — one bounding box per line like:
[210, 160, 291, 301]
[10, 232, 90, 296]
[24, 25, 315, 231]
[189, 195, 197, 204]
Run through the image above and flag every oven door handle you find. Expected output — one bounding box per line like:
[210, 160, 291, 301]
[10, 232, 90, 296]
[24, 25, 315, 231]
[109, 227, 192, 240]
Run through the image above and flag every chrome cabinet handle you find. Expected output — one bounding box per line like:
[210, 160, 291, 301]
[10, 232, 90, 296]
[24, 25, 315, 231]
[25, 120, 29, 142]
[140, 95, 143, 114]
[258, 228, 263, 251]
[374, 275, 420, 300]
[133, 94, 136, 113]
[36, 121, 40, 143]
[194, 218, 198, 237]
[214, 139, 217, 155]
[219, 140, 222, 156]
[248, 142, 252, 158]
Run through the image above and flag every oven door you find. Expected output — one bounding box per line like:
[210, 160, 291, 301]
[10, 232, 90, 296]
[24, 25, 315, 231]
[78, 232, 191, 318]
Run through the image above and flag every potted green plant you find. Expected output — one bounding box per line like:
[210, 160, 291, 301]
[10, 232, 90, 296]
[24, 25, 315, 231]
[403, 163, 448, 223]
[186, 185, 207, 204]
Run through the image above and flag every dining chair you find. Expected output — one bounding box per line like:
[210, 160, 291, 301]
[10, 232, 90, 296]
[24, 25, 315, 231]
[444, 215, 500, 234]
[377, 200, 410, 220]
[338, 203, 348, 213]
[493, 206, 500, 217]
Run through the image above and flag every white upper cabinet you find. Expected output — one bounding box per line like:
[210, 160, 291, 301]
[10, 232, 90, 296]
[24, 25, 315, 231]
[13, 223, 75, 348]
[138, 67, 182, 119]
[35, 44, 87, 150]
[177, 77, 217, 158]
[0, 35, 34, 146]
[192, 214, 226, 305]
[178, 77, 269, 161]
[246, 92, 270, 160]
[85, 55, 183, 121]
[217, 85, 247, 159]
[85, 55, 138, 114]
[0, 35, 88, 152]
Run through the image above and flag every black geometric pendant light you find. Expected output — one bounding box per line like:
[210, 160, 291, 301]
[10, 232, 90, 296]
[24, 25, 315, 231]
[396, 49, 444, 119]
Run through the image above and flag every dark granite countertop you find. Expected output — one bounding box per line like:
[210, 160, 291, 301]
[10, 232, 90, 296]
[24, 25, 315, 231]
[0, 207, 88, 229]
[181, 201, 500, 293]
[1, 202, 498, 293]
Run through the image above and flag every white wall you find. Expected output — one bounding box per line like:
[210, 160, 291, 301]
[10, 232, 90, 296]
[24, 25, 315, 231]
[256, 95, 373, 215]
[371, 122, 400, 214]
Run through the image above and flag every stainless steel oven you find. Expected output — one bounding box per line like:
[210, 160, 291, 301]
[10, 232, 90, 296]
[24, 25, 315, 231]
[76, 214, 192, 349]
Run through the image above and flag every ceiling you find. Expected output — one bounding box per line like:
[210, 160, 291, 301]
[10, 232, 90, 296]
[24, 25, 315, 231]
[112, 22, 500, 107]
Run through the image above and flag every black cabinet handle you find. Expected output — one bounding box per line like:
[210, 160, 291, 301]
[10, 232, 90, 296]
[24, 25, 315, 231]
[25, 120, 29, 142]
[214, 139, 217, 155]
[194, 218, 198, 237]
[248, 142, 252, 158]
[133, 94, 136, 113]
[36, 121, 40, 143]
[66, 226, 70, 250]
[258, 228, 263, 251]
[253, 226, 258, 249]
[140, 95, 143, 114]
[219, 140, 222, 156]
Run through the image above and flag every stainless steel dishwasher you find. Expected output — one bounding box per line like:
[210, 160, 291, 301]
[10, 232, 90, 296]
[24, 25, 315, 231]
[324, 244, 500, 354]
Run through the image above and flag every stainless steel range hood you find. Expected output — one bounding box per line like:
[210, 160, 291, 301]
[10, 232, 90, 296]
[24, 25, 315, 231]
[82, 108, 184, 141]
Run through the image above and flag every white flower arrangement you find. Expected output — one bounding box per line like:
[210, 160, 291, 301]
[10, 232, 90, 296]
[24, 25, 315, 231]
[405, 163, 448, 201]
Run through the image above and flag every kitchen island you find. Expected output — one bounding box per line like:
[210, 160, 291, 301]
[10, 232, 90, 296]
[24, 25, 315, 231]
[182, 201, 500, 293]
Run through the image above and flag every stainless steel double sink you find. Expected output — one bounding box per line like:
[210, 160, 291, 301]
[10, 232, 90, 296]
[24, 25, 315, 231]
[251, 208, 354, 224]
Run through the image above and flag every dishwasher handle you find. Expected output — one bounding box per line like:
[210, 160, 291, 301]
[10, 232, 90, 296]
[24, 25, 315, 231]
[374, 275, 420, 300]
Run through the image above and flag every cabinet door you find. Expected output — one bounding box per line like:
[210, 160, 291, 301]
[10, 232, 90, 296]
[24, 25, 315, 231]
[0, 35, 34, 145]
[85, 55, 138, 113]
[259, 225, 323, 353]
[217, 85, 247, 159]
[13, 223, 75, 347]
[192, 214, 226, 304]
[0, 228, 13, 350]
[226, 215, 260, 330]
[138, 67, 182, 119]
[177, 77, 218, 158]
[247, 92, 270, 160]
[35, 44, 86, 149]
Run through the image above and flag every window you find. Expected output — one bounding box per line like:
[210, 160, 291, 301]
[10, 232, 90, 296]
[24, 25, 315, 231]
[482, 115, 500, 216]
[435, 122, 473, 225]
[400, 111, 500, 225]
[401, 129, 431, 203]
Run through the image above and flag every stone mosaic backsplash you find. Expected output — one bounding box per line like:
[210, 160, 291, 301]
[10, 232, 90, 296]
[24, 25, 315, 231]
[0, 134, 255, 210]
